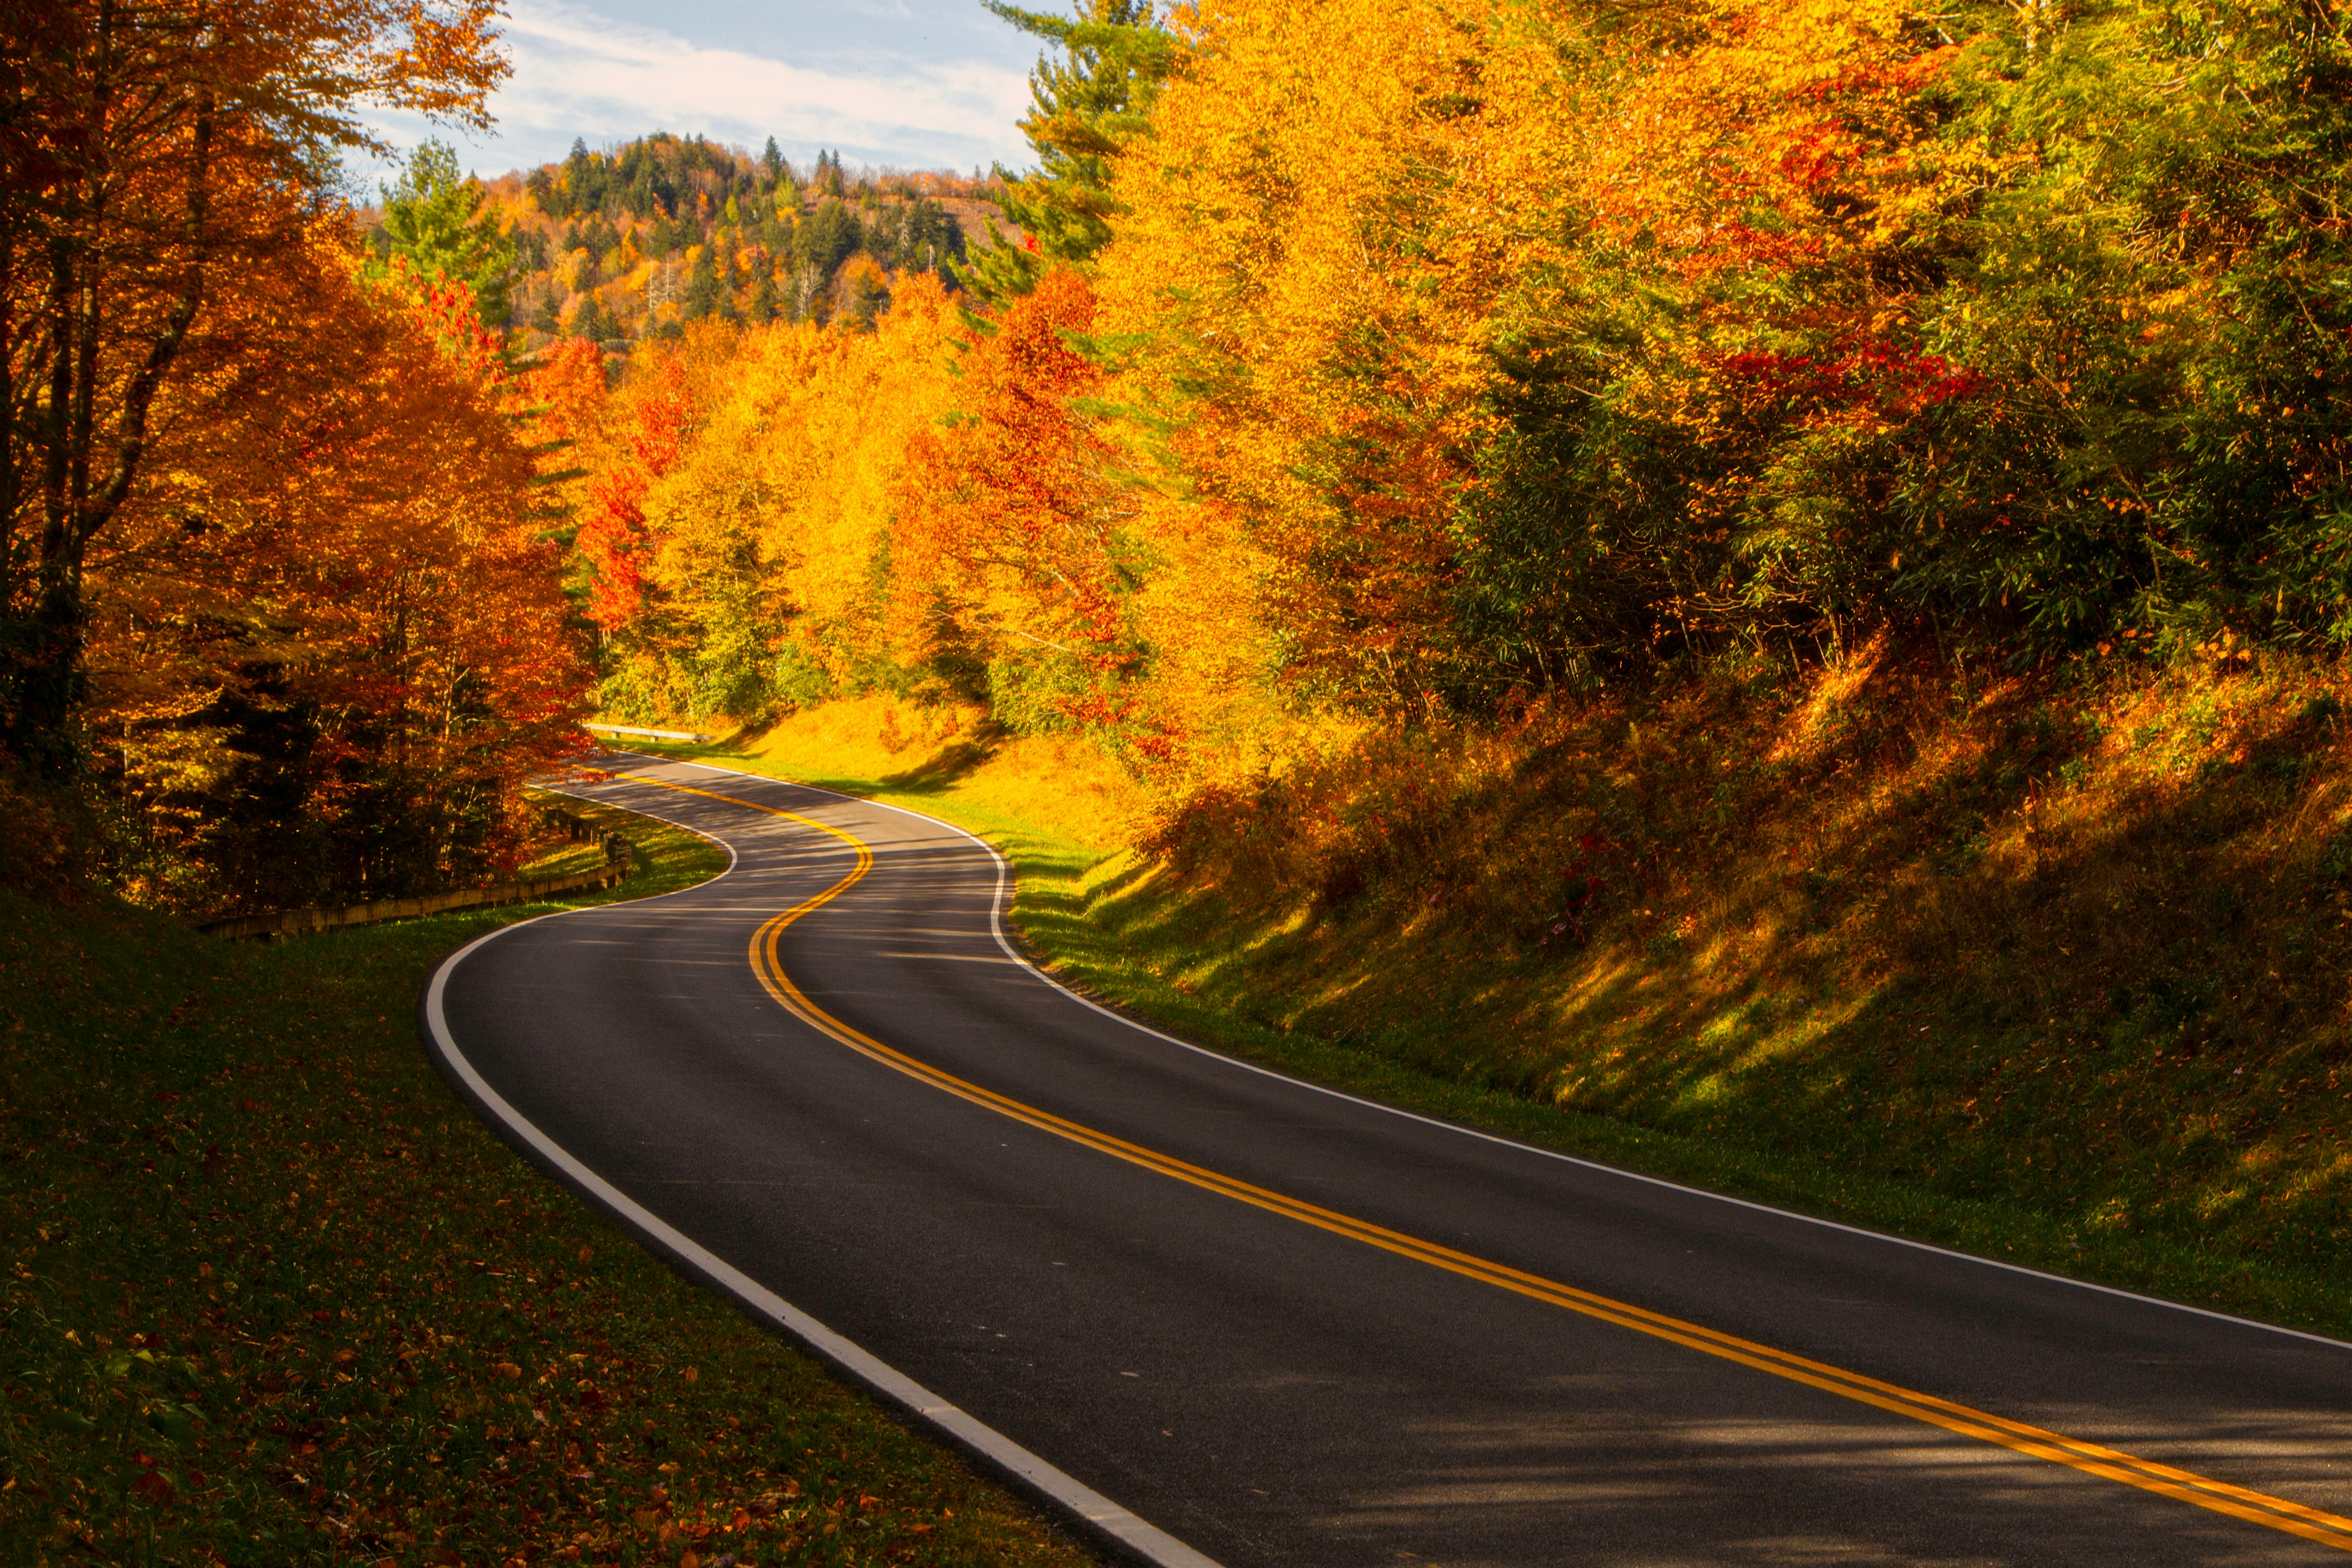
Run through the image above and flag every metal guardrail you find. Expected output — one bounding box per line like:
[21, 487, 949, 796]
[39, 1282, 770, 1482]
[583, 721, 710, 743]
[197, 833, 635, 941]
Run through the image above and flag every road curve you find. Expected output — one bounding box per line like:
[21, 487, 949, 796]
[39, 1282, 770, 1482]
[426, 752, 2352, 1567]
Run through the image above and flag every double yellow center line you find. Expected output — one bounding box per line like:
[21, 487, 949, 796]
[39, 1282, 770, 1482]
[635, 774, 2352, 1553]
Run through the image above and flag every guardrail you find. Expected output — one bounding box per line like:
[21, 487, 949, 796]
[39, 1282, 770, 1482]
[583, 721, 711, 743]
[196, 833, 635, 942]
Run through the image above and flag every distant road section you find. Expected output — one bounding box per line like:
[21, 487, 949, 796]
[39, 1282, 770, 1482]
[427, 752, 2352, 1566]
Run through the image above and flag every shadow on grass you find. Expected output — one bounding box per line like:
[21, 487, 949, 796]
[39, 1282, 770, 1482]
[584, 690, 2352, 1336]
[881, 730, 1005, 794]
[1071, 653, 2352, 1337]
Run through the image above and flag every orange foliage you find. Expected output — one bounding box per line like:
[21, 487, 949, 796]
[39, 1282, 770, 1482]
[900, 275, 1123, 651]
[87, 230, 591, 906]
[580, 353, 694, 629]
[1094, 0, 1508, 710]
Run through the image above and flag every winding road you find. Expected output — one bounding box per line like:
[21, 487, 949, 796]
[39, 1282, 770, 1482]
[424, 751, 2352, 1567]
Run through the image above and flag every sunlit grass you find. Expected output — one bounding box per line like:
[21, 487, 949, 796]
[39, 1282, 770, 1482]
[616, 651, 2352, 1339]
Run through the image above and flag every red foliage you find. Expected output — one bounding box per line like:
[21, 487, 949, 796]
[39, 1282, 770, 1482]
[577, 353, 692, 629]
[1715, 339, 1985, 420]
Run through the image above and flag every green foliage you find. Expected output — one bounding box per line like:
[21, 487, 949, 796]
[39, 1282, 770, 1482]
[773, 641, 840, 710]
[377, 139, 515, 329]
[570, 291, 617, 342]
[959, 0, 1178, 305]
[985, 651, 1090, 736]
[682, 242, 726, 322]
[1442, 0, 2352, 703]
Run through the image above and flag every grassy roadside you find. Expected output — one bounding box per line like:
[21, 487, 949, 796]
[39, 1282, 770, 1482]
[611, 695, 2352, 1343]
[0, 795, 1095, 1568]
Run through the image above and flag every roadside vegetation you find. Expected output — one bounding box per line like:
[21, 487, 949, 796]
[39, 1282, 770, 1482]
[0, 798, 1091, 1568]
[620, 663, 2352, 1344]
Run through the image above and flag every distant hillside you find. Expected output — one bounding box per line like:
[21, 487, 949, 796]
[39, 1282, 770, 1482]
[384, 133, 1016, 349]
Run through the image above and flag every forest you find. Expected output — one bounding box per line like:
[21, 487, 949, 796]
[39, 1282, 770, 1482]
[10, 0, 2352, 981]
[572, 0, 2352, 773]
[380, 133, 993, 347]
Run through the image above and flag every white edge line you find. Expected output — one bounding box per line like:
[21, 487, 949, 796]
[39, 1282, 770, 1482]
[610, 749, 2352, 1359]
[425, 779, 1227, 1568]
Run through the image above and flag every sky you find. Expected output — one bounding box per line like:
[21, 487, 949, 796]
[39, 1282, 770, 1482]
[364, 0, 1045, 184]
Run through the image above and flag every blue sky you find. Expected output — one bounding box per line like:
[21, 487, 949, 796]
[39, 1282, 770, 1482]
[366, 0, 1046, 183]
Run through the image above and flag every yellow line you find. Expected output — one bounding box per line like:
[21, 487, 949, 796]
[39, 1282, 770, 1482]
[627, 772, 2352, 1552]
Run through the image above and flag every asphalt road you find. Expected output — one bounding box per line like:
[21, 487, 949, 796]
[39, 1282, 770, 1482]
[426, 752, 2352, 1567]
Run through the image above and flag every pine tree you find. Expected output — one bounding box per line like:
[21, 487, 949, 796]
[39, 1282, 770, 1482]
[958, 0, 1176, 306]
[749, 270, 778, 324]
[379, 140, 517, 328]
[572, 292, 615, 343]
[683, 245, 723, 321]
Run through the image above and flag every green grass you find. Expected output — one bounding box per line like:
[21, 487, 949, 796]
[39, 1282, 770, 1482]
[0, 796, 1095, 1568]
[612, 728, 2352, 1343]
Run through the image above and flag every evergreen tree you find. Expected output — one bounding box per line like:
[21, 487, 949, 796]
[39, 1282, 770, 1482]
[761, 136, 785, 184]
[571, 291, 615, 342]
[749, 270, 778, 324]
[561, 137, 606, 215]
[958, 0, 1175, 306]
[379, 139, 516, 328]
[682, 245, 722, 321]
[792, 199, 860, 281]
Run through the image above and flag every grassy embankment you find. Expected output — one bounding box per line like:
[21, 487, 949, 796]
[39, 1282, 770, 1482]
[0, 794, 1092, 1568]
[613, 655, 2352, 1341]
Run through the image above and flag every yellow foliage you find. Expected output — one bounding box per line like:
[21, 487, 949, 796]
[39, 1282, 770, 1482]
[606, 277, 961, 713]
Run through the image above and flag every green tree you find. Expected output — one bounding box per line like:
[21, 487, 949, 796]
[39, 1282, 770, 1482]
[682, 245, 723, 321]
[958, 0, 1177, 306]
[572, 292, 616, 343]
[379, 139, 515, 329]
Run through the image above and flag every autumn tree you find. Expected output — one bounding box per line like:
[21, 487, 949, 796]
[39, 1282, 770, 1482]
[88, 234, 588, 908]
[895, 269, 1158, 735]
[0, 0, 505, 776]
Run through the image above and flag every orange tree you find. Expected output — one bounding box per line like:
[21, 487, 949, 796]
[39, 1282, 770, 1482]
[0, 0, 505, 775]
[86, 237, 590, 912]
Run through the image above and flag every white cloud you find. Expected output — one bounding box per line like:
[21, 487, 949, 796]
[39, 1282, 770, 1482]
[370, 0, 1033, 179]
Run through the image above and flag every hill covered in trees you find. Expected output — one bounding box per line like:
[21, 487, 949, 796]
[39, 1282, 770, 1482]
[372, 133, 1003, 350]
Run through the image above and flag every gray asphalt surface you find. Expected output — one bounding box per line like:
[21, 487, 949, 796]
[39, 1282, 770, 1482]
[428, 752, 2352, 1567]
